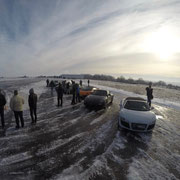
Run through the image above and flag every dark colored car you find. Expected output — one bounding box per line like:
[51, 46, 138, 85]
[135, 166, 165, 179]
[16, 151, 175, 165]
[84, 89, 113, 109]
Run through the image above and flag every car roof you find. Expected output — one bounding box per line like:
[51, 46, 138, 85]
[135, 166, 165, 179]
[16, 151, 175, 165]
[81, 86, 95, 90]
[125, 97, 146, 101]
[94, 89, 108, 93]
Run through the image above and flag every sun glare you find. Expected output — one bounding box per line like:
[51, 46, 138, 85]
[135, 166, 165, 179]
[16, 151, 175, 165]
[143, 27, 180, 60]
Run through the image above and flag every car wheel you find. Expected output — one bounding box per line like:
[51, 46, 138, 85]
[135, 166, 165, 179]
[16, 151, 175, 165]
[109, 97, 113, 104]
[110, 99, 113, 104]
[104, 104, 107, 109]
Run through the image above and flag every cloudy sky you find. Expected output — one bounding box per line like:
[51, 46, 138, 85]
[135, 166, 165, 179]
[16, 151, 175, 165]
[0, 0, 180, 82]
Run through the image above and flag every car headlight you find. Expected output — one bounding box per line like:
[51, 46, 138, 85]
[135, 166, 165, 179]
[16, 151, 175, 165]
[151, 120, 156, 124]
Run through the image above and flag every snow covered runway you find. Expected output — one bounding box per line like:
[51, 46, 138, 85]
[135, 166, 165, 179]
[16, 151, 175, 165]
[0, 78, 179, 179]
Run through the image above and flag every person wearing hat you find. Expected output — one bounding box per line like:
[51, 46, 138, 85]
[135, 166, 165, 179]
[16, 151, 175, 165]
[10, 90, 25, 128]
[146, 82, 153, 108]
[28, 88, 38, 124]
[0, 89, 6, 129]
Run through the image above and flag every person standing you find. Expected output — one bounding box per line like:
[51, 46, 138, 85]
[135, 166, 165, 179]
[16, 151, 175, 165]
[10, 90, 25, 129]
[88, 79, 90, 87]
[62, 80, 66, 90]
[146, 82, 153, 108]
[46, 79, 49, 87]
[56, 83, 63, 106]
[66, 82, 70, 94]
[71, 81, 76, 105]
[28, 88, 37, 124]
[79, 80, 82, 86]
[0, 89, 6, 129]
[76, 83, 81, 103]
[49, 80, 55, 95]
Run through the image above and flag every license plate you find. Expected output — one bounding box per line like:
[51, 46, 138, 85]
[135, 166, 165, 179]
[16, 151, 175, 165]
[137, 125, 145, 128]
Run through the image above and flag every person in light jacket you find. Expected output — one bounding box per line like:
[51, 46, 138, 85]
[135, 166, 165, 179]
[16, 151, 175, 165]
[10, 90, 25, 128]
[28, 88, 37, 124]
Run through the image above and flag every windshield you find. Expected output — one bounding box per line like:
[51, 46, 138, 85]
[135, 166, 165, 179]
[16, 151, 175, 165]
[81, 86, 94, 91]
[124, 100, 150, 111]
[92, 90, 107, 96]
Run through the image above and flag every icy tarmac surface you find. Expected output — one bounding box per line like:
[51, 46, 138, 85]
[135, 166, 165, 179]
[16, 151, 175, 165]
[0, 78, 179, 180]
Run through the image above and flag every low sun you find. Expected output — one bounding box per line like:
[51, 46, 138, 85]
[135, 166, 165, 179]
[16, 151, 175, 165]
[143, 27, 180, 60]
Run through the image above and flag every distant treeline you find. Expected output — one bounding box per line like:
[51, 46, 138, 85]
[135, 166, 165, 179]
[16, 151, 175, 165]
[37, 74, 180, 91]
[83, 74, 180, 91]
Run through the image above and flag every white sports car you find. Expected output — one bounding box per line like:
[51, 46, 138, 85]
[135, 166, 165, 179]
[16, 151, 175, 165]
[118, 97, 156, 132]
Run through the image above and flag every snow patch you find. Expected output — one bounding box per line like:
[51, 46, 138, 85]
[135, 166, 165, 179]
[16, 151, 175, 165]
[91, 83, 180, 111]
[37, 132, 86, 156]
[127, 154, 178, 180]
[54, 157, 108, 180]
[90, 115, 104, 125]
[0, 152, 32, 166]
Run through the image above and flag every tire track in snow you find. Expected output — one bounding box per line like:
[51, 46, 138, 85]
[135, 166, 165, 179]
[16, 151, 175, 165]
[0, 79, 180, 179]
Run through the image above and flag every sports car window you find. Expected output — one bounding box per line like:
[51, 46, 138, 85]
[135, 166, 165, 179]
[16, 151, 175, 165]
[92, 90, 107, 96]
[81, 86, 93, 91]
[124, 101, 150, 111]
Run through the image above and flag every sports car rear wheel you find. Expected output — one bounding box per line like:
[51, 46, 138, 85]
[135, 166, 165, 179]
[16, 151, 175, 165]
[110, 97, 114, 104]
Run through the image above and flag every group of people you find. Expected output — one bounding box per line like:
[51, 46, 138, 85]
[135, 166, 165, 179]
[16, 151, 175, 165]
[53, 79, 154, 108]
[0, 79, 153, 129]
[46, 79, 88, 94]
[0, 88, 37, 129]
[53, 80, 83, 107]
[46, 79, 90, 107]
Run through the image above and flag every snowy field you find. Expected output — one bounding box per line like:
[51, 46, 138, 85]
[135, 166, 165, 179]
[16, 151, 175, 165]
[0, 78, 180, 180]
[89, 79, 180, 111]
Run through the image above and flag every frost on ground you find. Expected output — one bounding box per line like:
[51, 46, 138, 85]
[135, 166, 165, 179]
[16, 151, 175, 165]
[89, 79, 180, 111]
[0, 78, 179, 180]
[89, 79, 180, 102]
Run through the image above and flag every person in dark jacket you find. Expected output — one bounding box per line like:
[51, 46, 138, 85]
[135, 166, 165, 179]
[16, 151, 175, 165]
[0, 89, 6, 129]
[28, 88, 37, 124]
[62, 80, 66, 90]
[88, 79, 90, 87]
[46, 79, 49, 87]
[56, 83, 63, 106]
[49, 80, 55, 95]
[76, 83, 81, 103]
[79, 80, 82, 86]
[66, 82, 70, 94]
[146, 82, 153, 108]
[71, 81, 76, 105]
